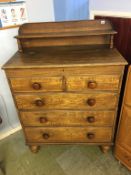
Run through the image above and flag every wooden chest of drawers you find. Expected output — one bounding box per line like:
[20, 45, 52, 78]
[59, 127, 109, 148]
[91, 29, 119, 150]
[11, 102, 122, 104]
[3, 20, 127, 153]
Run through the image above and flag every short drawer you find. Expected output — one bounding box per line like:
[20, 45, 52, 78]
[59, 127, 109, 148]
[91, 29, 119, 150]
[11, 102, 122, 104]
[66, 75, 120, 91]
[15, 92, 117, 110]
[10, 77, 63, 92]
[20, 111, 115, 127]
[25, 127, 112, 143]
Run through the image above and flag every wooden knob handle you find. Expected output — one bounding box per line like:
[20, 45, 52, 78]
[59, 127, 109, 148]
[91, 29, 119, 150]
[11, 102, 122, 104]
[43, 133, 50, 139]
[88, 81, 97, 89]
[87, 133, 95, 139]
[87, 98, 96, 106]
[39, 117, 48, 123]
[86, 116, 95, 123]
[32, 82, 41, 90]
[0, 116, 2, 124]
[35, 99, 44, 107]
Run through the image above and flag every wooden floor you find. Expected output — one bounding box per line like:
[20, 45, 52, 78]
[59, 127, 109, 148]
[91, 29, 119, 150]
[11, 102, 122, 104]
[0, 130, 130, 175]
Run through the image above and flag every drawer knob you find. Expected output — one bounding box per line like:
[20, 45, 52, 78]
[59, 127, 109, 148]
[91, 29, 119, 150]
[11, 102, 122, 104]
[87, 98, 96, 106]
[88, 81, 97, 89]
[39, 117, 48, 123]
[87, 116, 95, 123]
[43, 133, 50, 139]
[87, 133, 95, 139]
[0, 116, 2, 124]
[35, 99, 44, 107]
[32, 82, 41, 90]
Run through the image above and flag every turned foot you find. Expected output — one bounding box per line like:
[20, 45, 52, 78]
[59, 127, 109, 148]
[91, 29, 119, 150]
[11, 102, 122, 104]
[100, 146, 111, 153]
[29, 145, 40, 153]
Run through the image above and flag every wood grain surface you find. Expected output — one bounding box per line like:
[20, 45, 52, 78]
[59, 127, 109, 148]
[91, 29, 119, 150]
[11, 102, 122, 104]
[14, 92, 117, 110]
[10, 76, 63, 92]
[66, 74, 120, 91]
[3, 47, 127, 69]
[20, 110, 115, 127]
[2, 20, 127, 153]
[24, 126, 112, 143]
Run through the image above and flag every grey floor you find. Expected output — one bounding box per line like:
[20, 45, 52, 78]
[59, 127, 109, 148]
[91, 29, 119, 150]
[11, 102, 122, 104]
[0, 130, 130, 175]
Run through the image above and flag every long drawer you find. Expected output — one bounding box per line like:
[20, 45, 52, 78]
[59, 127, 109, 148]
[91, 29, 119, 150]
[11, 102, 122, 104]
[15, 92, 117, 110]
[20, 110, 115, 127]
[25, 127, 112, 143]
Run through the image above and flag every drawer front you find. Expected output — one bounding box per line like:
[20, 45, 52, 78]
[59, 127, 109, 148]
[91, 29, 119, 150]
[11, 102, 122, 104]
[66, 75, 120, 91]
[20, 111, 115, 127]
[15, 93, 117, 110]
[25, 127, 112, 143]
[125, 68, 131, 106]
[117, 106, 131, 151]
[10, 77, 63, 92]
[115, 144, 131, 170]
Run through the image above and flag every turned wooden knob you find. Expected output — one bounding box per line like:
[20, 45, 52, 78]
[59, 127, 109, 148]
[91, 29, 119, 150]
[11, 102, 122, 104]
[87, 98, 96, 106]
[35, 99, 44, 107]
[43, 133, 50, 139]
[88, 81, 97, 89]
[86, 116, 95, 123]
[39, 117, 48, 123]
[87, 133, 95, 139]
[0, 116, 2, 124]
[32, 82, 41, 90]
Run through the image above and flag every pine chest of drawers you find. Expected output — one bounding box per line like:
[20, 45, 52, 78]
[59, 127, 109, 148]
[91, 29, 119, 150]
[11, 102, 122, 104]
[3, 20, 127, 153]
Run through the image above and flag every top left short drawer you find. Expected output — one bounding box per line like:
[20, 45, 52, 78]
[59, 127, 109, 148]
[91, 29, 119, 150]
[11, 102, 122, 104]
[9, 77, 63, 92]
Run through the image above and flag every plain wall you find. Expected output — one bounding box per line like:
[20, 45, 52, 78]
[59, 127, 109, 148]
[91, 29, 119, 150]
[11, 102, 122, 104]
[90, 0, 131, 12]
[0, 0, 54, 137]
[0, 28, 19, 130]
[26, 0, 54, 22]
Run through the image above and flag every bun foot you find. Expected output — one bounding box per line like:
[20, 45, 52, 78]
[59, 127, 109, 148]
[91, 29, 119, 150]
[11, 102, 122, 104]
[100, 146, 111, 153]
[29, 145, 40, 153]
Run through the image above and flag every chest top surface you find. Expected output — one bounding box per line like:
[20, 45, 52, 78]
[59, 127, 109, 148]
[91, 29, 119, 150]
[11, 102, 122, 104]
[3, 46, 127, 69]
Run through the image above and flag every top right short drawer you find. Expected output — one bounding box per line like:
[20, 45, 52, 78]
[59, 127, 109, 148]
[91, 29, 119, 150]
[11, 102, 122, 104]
[66, 74, 121, 91]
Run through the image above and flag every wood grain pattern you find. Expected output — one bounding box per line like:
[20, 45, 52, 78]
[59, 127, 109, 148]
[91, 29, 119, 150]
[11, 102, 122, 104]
[10, 74, 120, 92]
[16, 30, 117, 38]
[5, 66, 125, 78]
[115, 66, 131, 170]
[18, 35, 110, 48]
[115, 144, 131, 171]
[15, 92, 117, 110]
[2, 20, 127, 153]
[10, 76, 63, 92]
[116, 106, 131, 152]
[19, 20, 114, 34]
[2, 47, 127, 69]
[24, 127, 112, 143]
[124, 70, 131, 107]
[66, 74, 120, 91]
[16, 20, 117, 51]
[20, 110, 115, 127]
